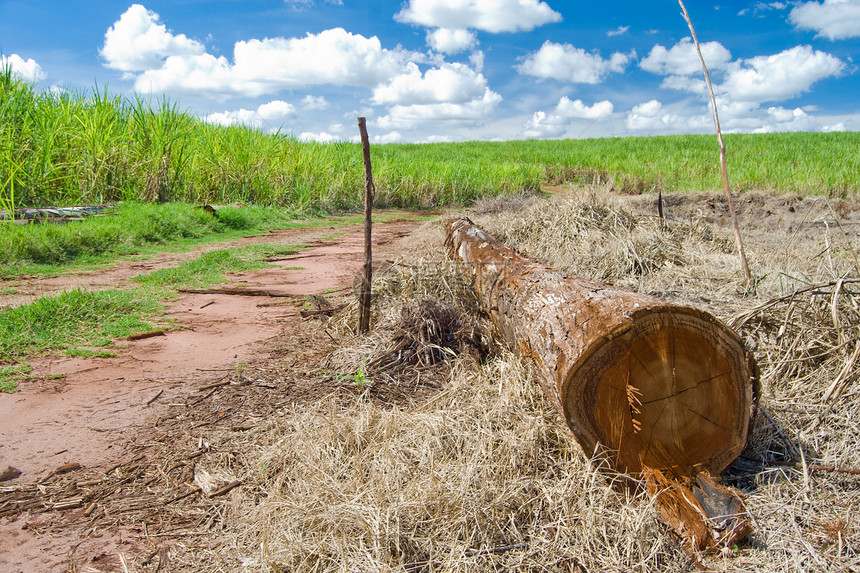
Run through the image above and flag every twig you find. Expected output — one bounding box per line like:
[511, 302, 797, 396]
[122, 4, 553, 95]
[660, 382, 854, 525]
[678, 0, 751, 286]
[178, 288, 297, 298]
[197, 379, 231, 392]
[758, 404, 801, 459]
[208, 480, 242, 497]
[128, 330, 166, 341]
[822, 339, 860, 403]
[730, 278, 860, 329]
[464, 542, 530, 557]
[165, 485, 201, 505]
[191, 388, 217, 406]
[145, 389, 164, 406]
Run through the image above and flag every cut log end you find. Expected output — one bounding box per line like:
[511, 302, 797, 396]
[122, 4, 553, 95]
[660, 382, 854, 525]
[564, 308, 759, 477]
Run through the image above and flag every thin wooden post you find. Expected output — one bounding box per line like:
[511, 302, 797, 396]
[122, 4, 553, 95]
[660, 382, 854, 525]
[357, 117, 373, 334]
[678, 0, 752, 287]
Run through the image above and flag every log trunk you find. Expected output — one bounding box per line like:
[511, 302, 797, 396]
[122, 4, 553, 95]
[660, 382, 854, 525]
[445, 218, 759, 479]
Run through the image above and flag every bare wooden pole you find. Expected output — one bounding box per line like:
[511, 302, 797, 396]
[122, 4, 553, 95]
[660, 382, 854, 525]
[357, 117, 374, 334]
[678, 0, 752, 287]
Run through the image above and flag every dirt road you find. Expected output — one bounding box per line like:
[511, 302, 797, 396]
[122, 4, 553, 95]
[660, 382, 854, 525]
[0, 215, 428, 572]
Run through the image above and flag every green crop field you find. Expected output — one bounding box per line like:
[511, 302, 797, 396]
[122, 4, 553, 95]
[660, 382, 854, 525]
[2, 69, 859, 217]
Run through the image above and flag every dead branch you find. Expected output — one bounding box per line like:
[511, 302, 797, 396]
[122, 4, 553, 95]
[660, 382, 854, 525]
[678, 0, 751, 286]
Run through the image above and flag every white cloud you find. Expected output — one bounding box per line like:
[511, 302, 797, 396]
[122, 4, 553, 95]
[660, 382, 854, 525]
[469, 50, 485, 72]
[624, 100, 709, 132]
[524, 97, 614, 138]
[395, 0, 562, 33]
[739, 2, 789, 16]
[1, 54, 46, 82]
[643, 40, 845, 127]
[301, 95, 329, 110]
[517, 41, 632, 83]
[100, 7, 421, 99]
[205, 100, 296, 129]
[822, 121, 846, 132]
[285, 0, 343, 8]
[790, 0, 860, 40]
[426, 28, 478, 54]
[725, 105, 820, 133]
[125, 27, 418, 99]
[640, 38, 732, 76]
[659, 74, 708, 95]
[720, 45, 844, 102]
[300, 131, 345, 143]
[100, 4, 205, 72]
[374, 131, 403, 144]
[377, 88, 502, 129]
[371, 62, 502, 129]
[607, 25, 630, 37]
[372, 62, 489, 105]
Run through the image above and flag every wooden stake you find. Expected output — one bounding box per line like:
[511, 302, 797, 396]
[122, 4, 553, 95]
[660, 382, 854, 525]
[678, 0, 752, 287]
[357, 117, 374, 334]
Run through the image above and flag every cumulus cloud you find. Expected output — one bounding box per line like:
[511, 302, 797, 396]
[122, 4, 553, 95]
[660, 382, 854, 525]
[205, 100, 297, 129]
[301, 95, 329, 110]
[624, 100, 702, 132]
[720, 45, 844, 102]
[524, 97, 614, 138]
[640, 38, 732, 76]
[300, 131, 344, 143]
[607, 25, 630, 37]
[395, 0, 562, 33]
[790, 0, 860, 40]
[100, 4, 205, 72]
[377, 88, 502, 130]
[374, 131, 403, 144]
[517, 41, 632, 83]
[127, 27, 418, 99]
[371, 62, 502, 129]
[1, 54, 46, 82]
[101, 6, 422, 100]
[372, 62, 489, 105]
[426, 28, 478, 54]
[643, 40, 845, 104]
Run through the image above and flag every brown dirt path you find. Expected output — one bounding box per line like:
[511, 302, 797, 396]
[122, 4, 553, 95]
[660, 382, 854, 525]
[0, 214, 432, 573]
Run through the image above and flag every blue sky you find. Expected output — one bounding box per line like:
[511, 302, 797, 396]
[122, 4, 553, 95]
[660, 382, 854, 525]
[2, 0, 859, 143]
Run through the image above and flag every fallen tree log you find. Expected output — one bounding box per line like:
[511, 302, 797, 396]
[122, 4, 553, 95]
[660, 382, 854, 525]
[446, 218, 760, 551]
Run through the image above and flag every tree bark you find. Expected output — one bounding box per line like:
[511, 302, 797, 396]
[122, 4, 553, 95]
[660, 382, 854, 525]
[446, 218, 759, 478]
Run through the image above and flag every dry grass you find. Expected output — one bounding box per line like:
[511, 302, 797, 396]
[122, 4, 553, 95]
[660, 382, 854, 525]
[182, 186, 859, 572]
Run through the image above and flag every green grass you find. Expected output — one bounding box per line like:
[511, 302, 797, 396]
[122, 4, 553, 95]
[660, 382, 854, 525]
[0, 202, 303, 277]
[0, 241, 307, 390]
[0, 204, 436, 277]
[2, 70, 858, 216]
[133, 244, 301, 288]
[66, 348, 116, 358]
[0, 288, 161, 361]
[0, 363, 30, 392]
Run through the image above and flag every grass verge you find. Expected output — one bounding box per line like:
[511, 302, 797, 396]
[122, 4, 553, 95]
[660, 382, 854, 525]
[0, 202, 303, 277]
[132, 244, 302, 288]
[0, 288, 162, 390]
[0, 239, 313, 390]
